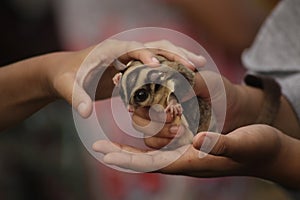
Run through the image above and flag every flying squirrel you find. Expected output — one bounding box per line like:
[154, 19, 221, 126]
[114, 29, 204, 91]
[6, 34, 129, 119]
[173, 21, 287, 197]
[113, 55, 216, 148]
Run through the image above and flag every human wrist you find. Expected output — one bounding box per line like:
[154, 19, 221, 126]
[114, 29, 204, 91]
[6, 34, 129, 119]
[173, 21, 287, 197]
[233, 84, 265, 128]
[13, 54, 57, 104]
[260, 132, 300, 189]
[244, 74, 281, 125]
[41, 50, 87, 101]
[35, 52, 66, 102]
[234, 74, 282, 129]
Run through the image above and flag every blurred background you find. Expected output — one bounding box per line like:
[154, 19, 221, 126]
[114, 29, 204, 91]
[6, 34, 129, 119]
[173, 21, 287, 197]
[0, 0, 298, 199]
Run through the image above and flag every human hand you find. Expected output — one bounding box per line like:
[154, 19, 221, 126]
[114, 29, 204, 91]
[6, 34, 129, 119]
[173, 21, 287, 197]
[44, 39, 206, 118]
[93, 124, 300, 189]
[131, 70, 241, 149]
[144, 40, 206, 69]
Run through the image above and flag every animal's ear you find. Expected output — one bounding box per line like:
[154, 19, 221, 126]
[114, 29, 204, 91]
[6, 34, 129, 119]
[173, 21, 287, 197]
[149, 70, 166, 82]
[112, 72, 123, 86]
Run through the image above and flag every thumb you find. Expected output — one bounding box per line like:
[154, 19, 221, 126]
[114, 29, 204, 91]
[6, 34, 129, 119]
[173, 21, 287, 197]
[73, 81, 93, 118]
[193, 132, 235, 158]
[54, 73, 93, 118]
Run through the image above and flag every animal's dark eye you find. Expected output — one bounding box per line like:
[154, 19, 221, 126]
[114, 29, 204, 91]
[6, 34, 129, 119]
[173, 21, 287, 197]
[134, 89, 149, 103]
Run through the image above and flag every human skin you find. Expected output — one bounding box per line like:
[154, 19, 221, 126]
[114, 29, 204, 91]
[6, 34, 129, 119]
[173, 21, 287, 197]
[93, 71, 300, 189]
[130, 71, 300, 149]
[2, 37, 299, 189]
[0, 39, 205, 131]
[93, 124, 300, 189]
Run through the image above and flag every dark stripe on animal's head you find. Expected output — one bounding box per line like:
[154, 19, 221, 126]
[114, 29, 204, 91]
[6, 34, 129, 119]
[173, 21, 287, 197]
[125, 66, 145, 99]
[119, 89, 126, 104]
[119, 65, 149, 104]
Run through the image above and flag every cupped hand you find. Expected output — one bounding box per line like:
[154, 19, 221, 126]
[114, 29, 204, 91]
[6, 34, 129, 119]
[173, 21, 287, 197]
[93, 124, 300, 189]
[144, 40, 206, 69]
[131, 70, 242, 149]
[45, 39, 206, 118]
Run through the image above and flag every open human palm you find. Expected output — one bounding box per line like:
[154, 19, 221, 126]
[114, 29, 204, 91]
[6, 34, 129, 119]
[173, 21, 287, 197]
[93, 124, 300, 189]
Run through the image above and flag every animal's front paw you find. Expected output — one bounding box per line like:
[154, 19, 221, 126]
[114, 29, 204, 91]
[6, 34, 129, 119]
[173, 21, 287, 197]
[165, 103, 183, 117]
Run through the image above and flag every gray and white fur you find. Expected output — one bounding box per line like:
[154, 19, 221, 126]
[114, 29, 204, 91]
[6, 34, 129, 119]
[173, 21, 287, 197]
[114, 56, 215, 148]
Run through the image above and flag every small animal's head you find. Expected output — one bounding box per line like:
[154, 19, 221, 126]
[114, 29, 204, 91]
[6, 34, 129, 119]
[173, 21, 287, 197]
[113, 62, 174, 112]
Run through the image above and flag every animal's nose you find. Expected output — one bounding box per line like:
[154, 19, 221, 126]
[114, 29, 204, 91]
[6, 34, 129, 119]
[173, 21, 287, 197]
[127, 105, 135, 112]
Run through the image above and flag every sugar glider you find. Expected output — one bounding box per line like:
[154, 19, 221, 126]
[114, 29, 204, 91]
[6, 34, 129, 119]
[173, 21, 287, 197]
[113, 56, 215, 148]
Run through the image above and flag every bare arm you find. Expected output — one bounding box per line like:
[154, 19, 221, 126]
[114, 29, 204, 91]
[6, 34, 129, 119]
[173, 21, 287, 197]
[0, 39, 206, 131]
[0, 47, 96, 131]
[134, 71, 300, 149]
[193, 72, 300, 138]
[0, 53, 60, 130]
[0, 41, 150, 131]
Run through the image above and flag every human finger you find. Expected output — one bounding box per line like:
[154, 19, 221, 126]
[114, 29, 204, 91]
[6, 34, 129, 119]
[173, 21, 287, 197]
[126, 49, 160, 65]
[133, 107, 174, 123]
[132, 114, 184, 138]
[73, 82, 93, 118]
[144, 137, 173, 149]
[102, 144, 189, 172]
[132, 114, 171, 137]
[143, 127, 186, 149]
[178, 47, 206, 68]
[115, 40, 160, 66]
[99, 142, 240, 176]
[159, 146, 240, 177]
[194, 124, 283, 160]
[77, 40, 158, 87]
[145, 40, 193, 67]
[145, 40, 206, 70]
[92, 140, 146, 154]
[193, 132, 232, 158]
[93, 140, 121, 154]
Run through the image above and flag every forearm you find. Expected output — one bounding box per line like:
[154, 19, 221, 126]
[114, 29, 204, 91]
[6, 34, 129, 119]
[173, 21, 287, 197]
[0, 54, 55, 131]
[193, 72, 300, 136]
[236, 84, 300, 138]
[259, 132, 300, 189]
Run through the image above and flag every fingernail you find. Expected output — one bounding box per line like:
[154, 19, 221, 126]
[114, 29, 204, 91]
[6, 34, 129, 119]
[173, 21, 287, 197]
[152, 57, 159, 64]
[198, 151, 208, 158]
[103, 155, 113, 164]
[169, 126, 179, 134]
[198, 56, 207, 66]
[188, 60, 196, 68]
[78, 102, 88, 116]
[200, 136, 212, 154]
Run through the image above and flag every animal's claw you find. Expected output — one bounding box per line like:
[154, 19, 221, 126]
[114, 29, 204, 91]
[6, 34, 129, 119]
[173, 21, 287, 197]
[165, 103, 183, 117]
